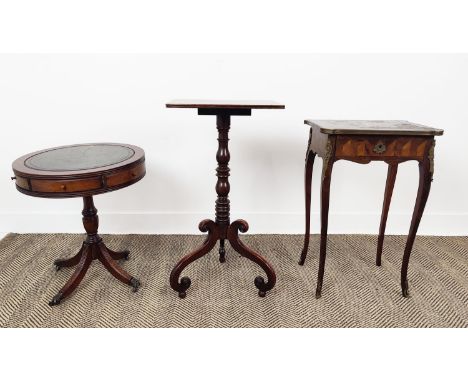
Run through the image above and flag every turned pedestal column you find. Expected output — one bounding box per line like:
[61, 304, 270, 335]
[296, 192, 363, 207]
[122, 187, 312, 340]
[166, 100, 285, 298]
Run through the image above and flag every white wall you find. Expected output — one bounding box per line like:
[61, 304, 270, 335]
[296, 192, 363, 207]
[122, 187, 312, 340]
[0, 54, 467, 235]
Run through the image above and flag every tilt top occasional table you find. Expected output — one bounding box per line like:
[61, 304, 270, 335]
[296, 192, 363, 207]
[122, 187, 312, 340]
[11, 143, 146, 306]
[166, 99, 285, 298]
[298, 120, 443, 298]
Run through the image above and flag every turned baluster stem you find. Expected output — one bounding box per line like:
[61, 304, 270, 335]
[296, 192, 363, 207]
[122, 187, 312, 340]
[215, 113, 231, 235]
[82, 196, 101, 245]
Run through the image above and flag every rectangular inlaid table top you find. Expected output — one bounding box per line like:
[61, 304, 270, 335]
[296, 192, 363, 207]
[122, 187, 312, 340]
[305, 120, 444, 136]
[166, 99, 285, 109]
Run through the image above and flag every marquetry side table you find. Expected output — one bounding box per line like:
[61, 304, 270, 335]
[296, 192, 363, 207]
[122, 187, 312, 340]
[11, 143, 146, 306]
[298, 120, 443, 298]
[166, 100, 285, 297]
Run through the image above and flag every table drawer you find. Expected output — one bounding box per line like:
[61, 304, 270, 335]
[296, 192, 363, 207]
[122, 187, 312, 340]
[335, 136, 431, 160]
[30, 177, 102, 193]
[105, 162, 145, 187]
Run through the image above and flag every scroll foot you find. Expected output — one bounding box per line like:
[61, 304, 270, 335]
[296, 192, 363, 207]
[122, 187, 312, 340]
[228, 219, 276, 297]
[177, 277, 191, 298]
[254, 276, 268, 297]
[169, 219, 218, 298]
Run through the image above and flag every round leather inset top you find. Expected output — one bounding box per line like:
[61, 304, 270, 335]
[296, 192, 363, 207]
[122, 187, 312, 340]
[25, 144, 135, 172]
[12, 143, 145, 198]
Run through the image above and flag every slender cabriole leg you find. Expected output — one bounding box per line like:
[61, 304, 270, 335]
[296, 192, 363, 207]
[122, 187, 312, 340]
[170, 219, 218, 298]
[376, 163, 398, 266]
[315, 153, 334, 299]
[228, 219, 276, 297]
[299, 148, 316, 266]
[401, 155, 432, 297]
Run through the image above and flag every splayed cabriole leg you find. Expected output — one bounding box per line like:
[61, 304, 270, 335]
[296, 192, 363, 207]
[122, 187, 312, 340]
[169, 111, 276, 298]
[49, 196, 140, 306]
[376, 163, 398, 266]
[401, 154, 433, 297]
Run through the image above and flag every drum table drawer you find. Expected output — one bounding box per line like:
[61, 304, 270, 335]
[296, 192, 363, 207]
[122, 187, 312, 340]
[30, 177, 102, 193]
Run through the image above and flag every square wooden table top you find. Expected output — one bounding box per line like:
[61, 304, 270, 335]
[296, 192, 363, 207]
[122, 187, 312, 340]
[305, 120, 444, 136]
[166, 99, 285, 109]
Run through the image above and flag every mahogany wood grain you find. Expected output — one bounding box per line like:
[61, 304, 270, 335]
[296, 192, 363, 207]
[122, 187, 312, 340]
[49, 196, 140, 306]
[11, 143, 145, 306]
[167, 101, 281, 298]
[376, 163, 398, 266]
[12, 143, 145, 198]
[166, 99, 285, 109]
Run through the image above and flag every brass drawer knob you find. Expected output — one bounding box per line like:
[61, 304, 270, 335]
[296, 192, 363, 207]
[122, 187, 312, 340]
[373, 142, 386, 154]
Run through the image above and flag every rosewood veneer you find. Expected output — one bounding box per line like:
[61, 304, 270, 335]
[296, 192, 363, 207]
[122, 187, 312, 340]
[298, 120, 444, 298]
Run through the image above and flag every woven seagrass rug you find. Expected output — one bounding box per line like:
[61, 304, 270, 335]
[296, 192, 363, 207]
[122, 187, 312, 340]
[0, 233, 467, 328]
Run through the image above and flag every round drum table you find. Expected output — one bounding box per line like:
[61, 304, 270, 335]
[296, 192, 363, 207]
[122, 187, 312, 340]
[11, 143, 146, 306]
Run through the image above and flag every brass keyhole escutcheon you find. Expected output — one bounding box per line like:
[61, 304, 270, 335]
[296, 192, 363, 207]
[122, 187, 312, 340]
[373, 141, 386, 154]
